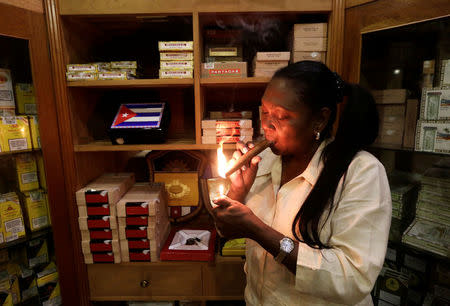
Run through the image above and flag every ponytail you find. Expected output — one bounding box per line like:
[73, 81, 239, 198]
[291, 83, 379, 248]
[272, 61, 378, 249]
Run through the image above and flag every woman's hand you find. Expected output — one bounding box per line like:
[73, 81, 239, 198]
[226, 141, 261, 203]
[212, 195, 258, 239]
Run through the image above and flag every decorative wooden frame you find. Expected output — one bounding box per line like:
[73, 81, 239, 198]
[146, 150, 208, 223]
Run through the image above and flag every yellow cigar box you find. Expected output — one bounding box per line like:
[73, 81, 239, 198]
[110, 61, 137, 69]
[43, 191, 51, 226]
[154, 172, 198, 207]
[29, 116, 40, 149]
[15, 154, 39, 192]
[0, 69, 15, 113]
[20, 190, 49, 232]
[0, 193, 25, 243]
[14, 84, 37, 115]
[90, 62, 111, 71]
[36, 152, 46, 190]
[0, 217, 4, 245]
[0, 116, 32, 152]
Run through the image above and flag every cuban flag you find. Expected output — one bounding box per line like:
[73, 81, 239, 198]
[111, 103, 165, 129]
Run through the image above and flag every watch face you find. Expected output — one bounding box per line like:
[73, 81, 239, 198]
[280, 237, 294, 253]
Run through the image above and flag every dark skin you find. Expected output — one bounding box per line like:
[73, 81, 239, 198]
[212, 78, 331, 274]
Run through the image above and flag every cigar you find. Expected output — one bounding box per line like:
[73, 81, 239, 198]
[225, 139, 272, 177]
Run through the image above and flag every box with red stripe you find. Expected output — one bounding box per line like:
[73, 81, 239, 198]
[118, 221, 171, 262]
[80, 228, 119, 241]
[78, 216, 118, 230]
[116, 183, 167, 218]
[81, 239, 121, 264]
[75, 173, 135, 207]
[83, 252, 121, 264]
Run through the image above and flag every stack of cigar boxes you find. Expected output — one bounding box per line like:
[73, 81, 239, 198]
[415, 87, 450, 154]
[77, 173, 135, 264]
[290, 23, 327, 63]
[201, 119, 253, 144]
[116, 183, 170, 262]
[371, 89, 419, 147]
[158, 41, 194, 79]
[66, 62, 137, 81]
[252, 52, 290, 78]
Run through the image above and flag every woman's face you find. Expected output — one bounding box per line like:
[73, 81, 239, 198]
[261, 78, 316, 156]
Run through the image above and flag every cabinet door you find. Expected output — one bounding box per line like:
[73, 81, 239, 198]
[344, 2, 450, 305]
[0, 2, 78, 305]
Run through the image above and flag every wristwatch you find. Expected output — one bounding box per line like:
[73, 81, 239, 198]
[274, 237, 295, 263]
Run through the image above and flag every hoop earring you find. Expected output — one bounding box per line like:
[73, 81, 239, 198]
[315, 131, 320, 140]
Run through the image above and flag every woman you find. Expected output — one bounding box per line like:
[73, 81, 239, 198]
[212, 61, 391, 305]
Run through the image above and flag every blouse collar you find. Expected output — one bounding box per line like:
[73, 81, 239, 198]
[256, 139, 330, 187]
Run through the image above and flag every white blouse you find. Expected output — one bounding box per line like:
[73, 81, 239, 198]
[244, 140, 392, 305]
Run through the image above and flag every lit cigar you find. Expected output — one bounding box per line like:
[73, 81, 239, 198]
[224, 139, 272, 177]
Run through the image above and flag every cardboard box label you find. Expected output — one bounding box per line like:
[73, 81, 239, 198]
[420, 88, 450, 120]
[415, 120, 450, 153]
[0, 69, 15, 109]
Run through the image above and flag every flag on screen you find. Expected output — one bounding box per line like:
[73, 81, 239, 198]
[111, 103, 165, 129]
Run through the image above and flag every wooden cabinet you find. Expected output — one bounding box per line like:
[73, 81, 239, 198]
[43, 0, 346, 304]
[0, 1, 76, 304]
[343, 1, 450, 304]
[88, 257, 245, 301]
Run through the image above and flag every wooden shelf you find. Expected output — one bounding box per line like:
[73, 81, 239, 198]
[67, 79, 194, 88]
[0, 148, 40, 156]
[74, 140, 239, 151]
[200, 77, 270, 87]
[369, 144, 449, 155]
[0, 227, 52, 250]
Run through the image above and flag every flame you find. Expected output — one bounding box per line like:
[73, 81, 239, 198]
[216, 127, 238, 178]
[219, 184, 224, 196]
[217, 140, 228, 178]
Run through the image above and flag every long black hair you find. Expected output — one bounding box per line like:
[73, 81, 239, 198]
[272, 61, 379, 249]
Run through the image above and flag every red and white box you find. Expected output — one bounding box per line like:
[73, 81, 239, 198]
[75, 173, 135, 208]
[80, 228, 119, 241]
[201, 135, 253, 144]
[202, 128, 253, 137]
[201, 119, 252, 129]
[81, 239, 121, 264]
[201, 62, 247, 78]
[116, 183, 171, 262]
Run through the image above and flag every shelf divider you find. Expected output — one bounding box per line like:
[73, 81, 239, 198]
[67, 79, 194, 88]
